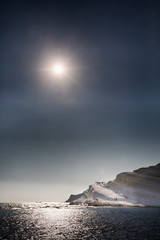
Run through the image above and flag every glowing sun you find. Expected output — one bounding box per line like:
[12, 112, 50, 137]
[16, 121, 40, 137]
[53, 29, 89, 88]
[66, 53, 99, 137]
[53, 64, 64, 75]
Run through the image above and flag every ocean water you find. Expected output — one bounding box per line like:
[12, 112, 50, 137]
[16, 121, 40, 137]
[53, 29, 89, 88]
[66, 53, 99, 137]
[0, 202, 160, 240]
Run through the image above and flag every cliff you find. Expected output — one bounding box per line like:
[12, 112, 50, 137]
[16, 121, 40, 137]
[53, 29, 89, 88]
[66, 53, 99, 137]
[66, 163, 160, 207]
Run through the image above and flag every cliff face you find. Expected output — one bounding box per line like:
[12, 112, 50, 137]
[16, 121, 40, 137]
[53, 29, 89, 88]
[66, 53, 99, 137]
[107, 163, 160, 206]
[66, 163, 160, 207]
[66, 193, 83, 202]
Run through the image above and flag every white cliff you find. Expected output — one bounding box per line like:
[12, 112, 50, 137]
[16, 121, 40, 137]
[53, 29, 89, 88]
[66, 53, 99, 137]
[66, 163, 160, 207]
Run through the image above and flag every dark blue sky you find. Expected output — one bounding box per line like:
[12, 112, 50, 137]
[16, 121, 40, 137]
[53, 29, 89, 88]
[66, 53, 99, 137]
[0, 0, 160, 201]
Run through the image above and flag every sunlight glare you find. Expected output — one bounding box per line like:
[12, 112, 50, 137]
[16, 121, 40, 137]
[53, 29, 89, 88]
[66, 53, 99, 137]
[53, 64, 64, 75]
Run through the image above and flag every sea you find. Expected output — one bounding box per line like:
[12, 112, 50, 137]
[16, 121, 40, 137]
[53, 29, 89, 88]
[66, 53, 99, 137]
[0, 202, 160, 240]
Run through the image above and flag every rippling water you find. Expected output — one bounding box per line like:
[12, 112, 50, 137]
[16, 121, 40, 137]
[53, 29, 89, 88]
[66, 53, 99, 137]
[0, 202, 160, 240]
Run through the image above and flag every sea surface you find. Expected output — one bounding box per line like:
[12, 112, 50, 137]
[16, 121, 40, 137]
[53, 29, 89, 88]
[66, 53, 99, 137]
[0, 202, 160, 240]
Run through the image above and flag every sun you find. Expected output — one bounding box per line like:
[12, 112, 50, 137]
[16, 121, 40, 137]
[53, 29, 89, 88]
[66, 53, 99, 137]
[53, 64, 64, 75]
[39, 57, 72, 82]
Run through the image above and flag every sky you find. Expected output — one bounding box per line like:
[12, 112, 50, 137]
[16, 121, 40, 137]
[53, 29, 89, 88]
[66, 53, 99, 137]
[0, 0, 160, 202]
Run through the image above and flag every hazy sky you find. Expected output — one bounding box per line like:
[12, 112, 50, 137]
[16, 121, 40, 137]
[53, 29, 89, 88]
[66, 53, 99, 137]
[0, 0, 160, 202]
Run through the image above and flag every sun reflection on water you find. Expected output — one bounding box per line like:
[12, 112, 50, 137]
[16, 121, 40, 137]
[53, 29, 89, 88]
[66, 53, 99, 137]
[0, 202, 160, 240]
